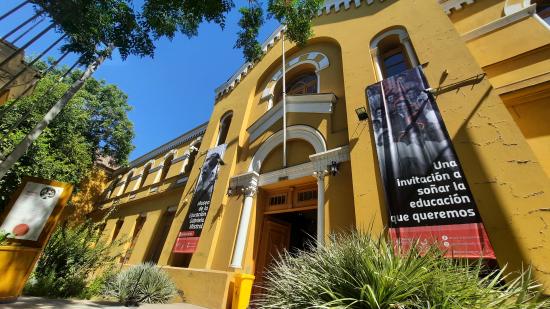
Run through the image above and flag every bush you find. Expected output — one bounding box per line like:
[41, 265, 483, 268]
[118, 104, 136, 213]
[0, 229, 10, 245]
[254, 232, 550, 308]
[24, 220, 121, 298]
[103, 263, 177, 305]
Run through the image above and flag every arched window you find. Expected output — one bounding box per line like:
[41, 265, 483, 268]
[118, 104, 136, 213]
[159, 153, 174, 181]
[371, 28, 419, 80]
[121, 170, 134, 195]
[140, 163, 152, 188]
[273, 67, 318, 104]
[287, 73, 318, 96]
[216, 112, 233, 146]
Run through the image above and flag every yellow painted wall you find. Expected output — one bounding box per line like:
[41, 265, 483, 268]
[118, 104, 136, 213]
[504, 86, 550, 177]
[448, 0, 505, 35]
[92, 0, 550, 305]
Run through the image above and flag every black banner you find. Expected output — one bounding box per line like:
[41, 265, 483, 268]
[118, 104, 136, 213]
[173, 144, 226, 253]
[366, 67, 494, 257]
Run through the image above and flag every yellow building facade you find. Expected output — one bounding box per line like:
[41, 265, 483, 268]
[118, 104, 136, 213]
[94, 1, 550, 308]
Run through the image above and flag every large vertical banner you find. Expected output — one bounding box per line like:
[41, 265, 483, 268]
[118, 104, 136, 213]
[366, 67, 495, 258]
[173, 144, 226, 253]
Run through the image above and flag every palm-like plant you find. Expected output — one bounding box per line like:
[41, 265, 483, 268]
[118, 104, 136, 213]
[254, 232, 549, 308]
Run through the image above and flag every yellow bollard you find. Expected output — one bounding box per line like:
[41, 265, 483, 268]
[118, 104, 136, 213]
[232, 273, 255, 309]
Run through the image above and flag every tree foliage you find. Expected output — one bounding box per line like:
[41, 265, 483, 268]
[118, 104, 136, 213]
[29, 0, 322, 64]
[236, 0, 324, 62]
[0, 60, 134, 208]
[235, 2, 264, 63]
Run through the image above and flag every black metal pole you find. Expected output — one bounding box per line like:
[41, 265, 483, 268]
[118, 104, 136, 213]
[0, 51, 73, 121]
[0, 58, 80, 143]
[0, 34, 67, 94]
[0, 1, 30, 22]
[0, 23, 54, 70]
[11, 17, 45, 45]
[2, 10, 44, 41]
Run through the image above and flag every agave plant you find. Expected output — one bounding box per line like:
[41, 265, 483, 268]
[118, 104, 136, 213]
[254, 232, 549, 309]
[103, 262, 177, 305]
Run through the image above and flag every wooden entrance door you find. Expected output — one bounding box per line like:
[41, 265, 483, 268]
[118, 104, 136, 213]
[253, 218, 291, 296]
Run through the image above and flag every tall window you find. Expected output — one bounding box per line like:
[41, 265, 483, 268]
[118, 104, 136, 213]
[108, 176, 122, 199]
[534, 0, 550, 25]
[273, 70, 318, 104]
[0, 90, 9, 106]
[216, 112, 233, 146]
[381, 46, 409, 78]
[371, 28, 418, 80]
[121, 170, 134, 195]
[140, 164, 151, 188]
[111, 219, 124, 243]
[146, 208, 176, 264]
[121, 215, 147, 264]
[159, 153, 174, 181]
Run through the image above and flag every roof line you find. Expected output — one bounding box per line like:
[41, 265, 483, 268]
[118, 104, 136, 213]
[122, 121, 208, 172]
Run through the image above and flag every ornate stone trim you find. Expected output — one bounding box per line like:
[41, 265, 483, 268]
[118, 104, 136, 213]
[247, 94, 337, 142]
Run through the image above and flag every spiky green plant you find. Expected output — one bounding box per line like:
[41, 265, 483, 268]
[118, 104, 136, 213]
[103, 262, 177, 305]
[254, 232, 549, 308]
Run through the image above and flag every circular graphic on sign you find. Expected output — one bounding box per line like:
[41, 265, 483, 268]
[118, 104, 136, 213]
[13, 223, 30, 236]
[40, 187, 56, 199]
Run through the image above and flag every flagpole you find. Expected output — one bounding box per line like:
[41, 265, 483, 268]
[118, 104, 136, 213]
[282, 30, 287, 168]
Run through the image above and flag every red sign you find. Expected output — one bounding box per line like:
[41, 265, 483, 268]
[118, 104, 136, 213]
[390, 223, 495, 258]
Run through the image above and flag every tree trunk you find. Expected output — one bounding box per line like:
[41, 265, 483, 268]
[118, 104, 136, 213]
[0, 45, 113, 181]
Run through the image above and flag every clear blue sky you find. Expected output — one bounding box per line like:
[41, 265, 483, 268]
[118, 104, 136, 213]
[0, 0, 279, 161]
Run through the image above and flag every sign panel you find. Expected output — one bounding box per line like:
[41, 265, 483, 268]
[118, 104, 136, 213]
[366, 66, 495, 258]
[0, 181, 65, 241]
[173, 144, 226, 253]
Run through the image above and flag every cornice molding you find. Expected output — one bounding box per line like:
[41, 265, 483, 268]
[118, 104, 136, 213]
[439, 0, 476, 14]
[115, 123, 207, 175]
[462, 4, 537, 41]
[214, 0, 404, 101]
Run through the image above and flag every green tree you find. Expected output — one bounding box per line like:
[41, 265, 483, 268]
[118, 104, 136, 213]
[0, 0, 323, 180]
[0, 61, 134, 208]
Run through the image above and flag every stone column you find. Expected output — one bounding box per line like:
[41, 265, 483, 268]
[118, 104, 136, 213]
[229, 172, 259, 269]
[314, 170, 327, 247]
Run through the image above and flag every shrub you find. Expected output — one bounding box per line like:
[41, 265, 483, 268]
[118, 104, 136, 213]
[103, 263, 177, 305]
[24, 220, 121, 298]
[254, 232, 550, 308]
[0, 229, 10, 245]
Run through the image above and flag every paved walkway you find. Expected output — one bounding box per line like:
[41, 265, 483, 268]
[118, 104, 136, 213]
[0, 297, 208, 309]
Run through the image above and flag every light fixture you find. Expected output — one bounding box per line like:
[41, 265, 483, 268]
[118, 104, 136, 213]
[355, 107, 368, 121]
[329, 161, 339, 176]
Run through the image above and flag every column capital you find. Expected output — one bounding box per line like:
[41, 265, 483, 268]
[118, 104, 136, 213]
[242, 184, 258, 197]
[229, 171, 260, 197]
[313, 170, 328, 180]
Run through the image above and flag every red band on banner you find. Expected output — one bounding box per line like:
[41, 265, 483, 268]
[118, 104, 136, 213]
[389, 223, 495, 259]
[173, 236, 200, 253]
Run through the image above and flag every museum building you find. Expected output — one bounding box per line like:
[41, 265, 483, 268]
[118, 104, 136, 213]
[91, 1, 550, 307]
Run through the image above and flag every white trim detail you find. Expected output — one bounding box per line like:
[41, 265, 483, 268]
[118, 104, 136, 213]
[261, 51, 330, 109]
[249, 125, 327, 173]
[256, 145, 350, 186]
[247, 93, 337, 143]
[439, 0, 475, 14]
[309, 145, 350, 172]
[462, 4, 537, 41]
[258, 162, 315, 186]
